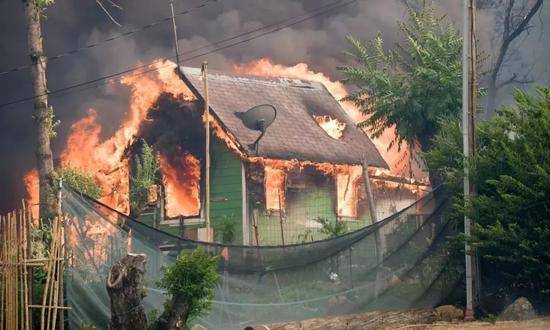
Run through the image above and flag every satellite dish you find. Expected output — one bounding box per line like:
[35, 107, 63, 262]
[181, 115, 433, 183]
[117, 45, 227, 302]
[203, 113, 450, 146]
[235, 104, 277, 155]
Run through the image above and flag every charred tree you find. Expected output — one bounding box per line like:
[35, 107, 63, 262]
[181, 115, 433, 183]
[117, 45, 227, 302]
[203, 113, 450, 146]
[23, 0, 58, 223]
[484, 0, 544, 116]
[107, 254, 148, 330]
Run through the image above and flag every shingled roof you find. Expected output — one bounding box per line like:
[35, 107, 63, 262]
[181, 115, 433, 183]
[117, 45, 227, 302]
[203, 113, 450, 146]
[179, 66, 388, 168]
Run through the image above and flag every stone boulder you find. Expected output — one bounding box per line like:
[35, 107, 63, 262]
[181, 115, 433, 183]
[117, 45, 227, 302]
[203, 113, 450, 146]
[498, 297, 536, 321]
[435, 305, 464, 322]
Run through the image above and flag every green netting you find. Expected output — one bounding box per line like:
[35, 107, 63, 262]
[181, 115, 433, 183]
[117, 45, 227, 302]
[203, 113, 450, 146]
[62, 185, 459, 329]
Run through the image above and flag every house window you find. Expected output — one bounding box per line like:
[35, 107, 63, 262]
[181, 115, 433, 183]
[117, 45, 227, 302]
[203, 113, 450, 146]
[264, 166, 286, 211]
[335, 166, 362, 218]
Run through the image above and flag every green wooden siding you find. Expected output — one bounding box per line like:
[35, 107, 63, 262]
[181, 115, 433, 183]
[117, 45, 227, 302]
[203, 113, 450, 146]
[210, 138, 243, 244]
[256, 175, 373, 245]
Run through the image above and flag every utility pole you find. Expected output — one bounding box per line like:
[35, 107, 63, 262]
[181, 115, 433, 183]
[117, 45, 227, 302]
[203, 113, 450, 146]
[169, 0, 180, 67]
[23, 0, 58, 224]
[202, 62, 211, 241]
[462, 0, 477, 321]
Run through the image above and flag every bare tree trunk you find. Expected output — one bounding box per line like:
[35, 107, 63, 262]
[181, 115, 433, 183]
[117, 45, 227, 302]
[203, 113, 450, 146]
[23, 0, 58, 223]
[107, 254, 148, 330]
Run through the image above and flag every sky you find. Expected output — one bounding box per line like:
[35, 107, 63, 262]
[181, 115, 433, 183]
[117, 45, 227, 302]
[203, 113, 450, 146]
[0, 0, 548, 212]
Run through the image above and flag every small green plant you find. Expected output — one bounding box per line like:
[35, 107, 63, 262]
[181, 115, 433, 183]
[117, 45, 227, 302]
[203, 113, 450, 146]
[213, 214, 236, 244]
[146, 309, 159, 330]
[297, 229, 314, 243]
[59, 166, 102, 199]
[315, 217, 348, 238]
[130, 140, 159, 215]
[155, 249, 221, 329]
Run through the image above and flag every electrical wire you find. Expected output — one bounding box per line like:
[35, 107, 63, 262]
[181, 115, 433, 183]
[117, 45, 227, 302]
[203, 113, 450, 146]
[0, 0, 218, 77]
[0, 0, 356, 109]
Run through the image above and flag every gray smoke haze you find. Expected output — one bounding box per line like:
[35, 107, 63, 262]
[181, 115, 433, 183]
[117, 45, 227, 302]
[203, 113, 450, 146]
[0, 0, 548, 211]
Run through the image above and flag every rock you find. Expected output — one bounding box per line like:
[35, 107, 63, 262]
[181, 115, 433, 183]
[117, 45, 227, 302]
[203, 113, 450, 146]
[435, 305, 463, 322]
[498, 297, 536, 321]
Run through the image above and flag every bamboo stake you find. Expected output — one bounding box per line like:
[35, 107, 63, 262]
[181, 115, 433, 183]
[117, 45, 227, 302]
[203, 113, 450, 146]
[19, 211, 25, 330]
[50, 221, 63, 330]
[40, 218, 58, 330]
[46, 218, 61, 330]
[11, 213, 17, 330]
[25, 202, 33, 329]
[22, 207, 30, 330]
[1, 216, 5, 330]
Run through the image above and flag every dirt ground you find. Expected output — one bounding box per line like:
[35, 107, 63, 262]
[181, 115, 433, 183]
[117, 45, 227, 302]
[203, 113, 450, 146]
[397, 318, 550, 330]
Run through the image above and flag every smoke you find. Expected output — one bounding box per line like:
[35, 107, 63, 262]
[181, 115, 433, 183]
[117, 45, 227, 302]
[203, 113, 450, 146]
[0, 0, 548, 212]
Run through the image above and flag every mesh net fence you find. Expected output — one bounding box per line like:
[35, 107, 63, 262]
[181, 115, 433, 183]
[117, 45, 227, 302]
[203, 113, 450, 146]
[62, 185, 459, 329]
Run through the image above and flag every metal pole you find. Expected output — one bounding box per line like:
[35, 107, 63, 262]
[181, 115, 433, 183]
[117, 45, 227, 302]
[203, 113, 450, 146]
[169, 0, 180, 67]
[202, 62, 211, 241]
[462, 0, 474, 321]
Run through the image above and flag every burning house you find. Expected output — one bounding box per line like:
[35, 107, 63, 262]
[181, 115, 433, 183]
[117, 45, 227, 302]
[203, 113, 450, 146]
[127, 66, 400, 245]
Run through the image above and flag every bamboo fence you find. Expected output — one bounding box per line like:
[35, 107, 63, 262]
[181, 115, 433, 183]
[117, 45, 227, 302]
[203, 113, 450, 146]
[0, 203, 67, 330]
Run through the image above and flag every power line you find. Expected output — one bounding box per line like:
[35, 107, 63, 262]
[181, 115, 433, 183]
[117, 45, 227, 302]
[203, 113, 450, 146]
[0, 0, 355, 109]
[0, 0, 218, 77]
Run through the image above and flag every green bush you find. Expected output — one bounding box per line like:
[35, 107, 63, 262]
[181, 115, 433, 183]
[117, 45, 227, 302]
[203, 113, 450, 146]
[60, 166, 102, 199]
[130, 140, 159, 215]
[426, 87, 550, 308]
[156, 249, 221, 328]
[315, 217, 348, 238]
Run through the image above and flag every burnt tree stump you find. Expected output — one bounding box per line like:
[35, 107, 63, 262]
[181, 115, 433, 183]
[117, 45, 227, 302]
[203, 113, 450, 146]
[106, 253, 148, 330]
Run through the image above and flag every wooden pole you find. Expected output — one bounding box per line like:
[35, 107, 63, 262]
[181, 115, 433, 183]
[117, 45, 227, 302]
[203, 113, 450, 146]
[278, 192, 285, 246]
[252, 209, 260, 246]
[169, 0, 180, 67]
[362, 159, 377, 223]
[202, 61, 212, 241]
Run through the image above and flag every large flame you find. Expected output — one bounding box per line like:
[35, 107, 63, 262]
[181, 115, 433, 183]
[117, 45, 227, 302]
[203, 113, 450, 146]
[234, 58, 419, 178]
[159, 152, 201, 218]
[24, 57, 426, 224]
[24, 60, 195, 218]
[336, 165, 363, 218]
[264, 166, 286, 211]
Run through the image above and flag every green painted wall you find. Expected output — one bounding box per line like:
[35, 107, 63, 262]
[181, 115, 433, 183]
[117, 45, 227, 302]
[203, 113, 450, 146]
[210, 138, 243, 244]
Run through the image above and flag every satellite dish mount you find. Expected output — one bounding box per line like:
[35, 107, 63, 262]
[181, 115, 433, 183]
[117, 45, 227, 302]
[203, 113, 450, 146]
[235, 104, 277, 155]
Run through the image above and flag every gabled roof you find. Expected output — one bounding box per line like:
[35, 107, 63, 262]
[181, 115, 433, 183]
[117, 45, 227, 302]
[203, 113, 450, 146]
[179, 66, 388, 168]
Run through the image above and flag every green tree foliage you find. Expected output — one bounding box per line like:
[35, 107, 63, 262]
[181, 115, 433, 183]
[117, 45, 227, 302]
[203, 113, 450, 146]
[59, 166, 102, 199]
[339, 3, 462, 170]
[425, 87, 550, 307]
[155, 249, 221, 329]
[130, 140, 159, 215]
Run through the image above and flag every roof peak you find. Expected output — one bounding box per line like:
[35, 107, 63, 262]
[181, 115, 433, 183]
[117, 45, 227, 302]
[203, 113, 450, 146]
[179, 66, 324, 90]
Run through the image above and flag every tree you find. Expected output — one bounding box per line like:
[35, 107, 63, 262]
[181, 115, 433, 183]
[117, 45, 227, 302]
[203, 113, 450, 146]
[481, 0, 545, 117]
[23, 0, 123, 223]
[425, 86, 550, 310]
[339, 4, 462, 178]
[154, 249, 221, 329]
[60, 166, 102, 199]
[130, 140, 160, 216]
[24, 0, 58, 223]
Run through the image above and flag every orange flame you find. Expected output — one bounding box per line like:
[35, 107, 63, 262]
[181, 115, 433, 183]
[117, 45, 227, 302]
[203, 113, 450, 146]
[313, 115, 346, 140]
[264, 166, 286, 211]
[24, 60, 196, 217]
[234, 58, 420, 178]
[159, 152, 201, 218]
[336, 165, 363, 218]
